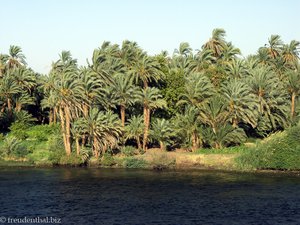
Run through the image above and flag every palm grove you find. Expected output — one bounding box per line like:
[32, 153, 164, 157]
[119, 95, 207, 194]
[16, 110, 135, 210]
[1, 28, 300, 160]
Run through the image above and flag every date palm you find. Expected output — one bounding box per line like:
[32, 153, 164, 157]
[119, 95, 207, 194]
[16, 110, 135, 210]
[75, 108, 122, 157]
[199, 95, 230, 134]
[177, 72, 215, 107]
[7, 45, 27, 69]
[150, 118, 174, 150]
[247, 66, 289, 129]
[110, 74, 141, 127]
[130, 52, 164, 88]
[0, 73, 21, 115]
[125, 115, 144, 150]
[284, 63, 300, 119]
[174, 106, 202, 151]
[202, 28, 227, 58]
[221, 79, 258, 128]
[138, 87, 167, 151]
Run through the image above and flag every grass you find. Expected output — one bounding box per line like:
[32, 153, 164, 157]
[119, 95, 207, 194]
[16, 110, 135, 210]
[194, 145, 250, 155]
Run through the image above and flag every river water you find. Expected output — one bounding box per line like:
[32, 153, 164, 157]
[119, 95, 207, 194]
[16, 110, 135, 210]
[0, 168, 300, 225]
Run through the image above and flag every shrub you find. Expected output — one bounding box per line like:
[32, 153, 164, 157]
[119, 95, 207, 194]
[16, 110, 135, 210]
[27, 149, 53, 166]
[120, 146, 139, 157]
[101, 153, 116, 167]
[0, 136, 22, 158]
[148, 152, 176, 170]
[27, 124, 60, 141]
[236, 126, 300, 170]
[123, 157, 148, 168]
[9, 122, 30, 140]
[59, 153, 83, 166]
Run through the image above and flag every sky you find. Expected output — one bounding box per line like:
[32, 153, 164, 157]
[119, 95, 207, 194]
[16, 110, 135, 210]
[1, 0, 299, 74]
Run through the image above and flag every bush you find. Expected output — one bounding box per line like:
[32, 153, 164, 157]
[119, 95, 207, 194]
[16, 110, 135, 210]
[148, 152, 176, 170]
[9, 122, 30, 140]
[59, 153, 83, 166]
[27, 149, 53, 166]
[0, 136, 23, 158]
[123, 157, 148, 168]
[101, 153, 116, 167]
[236, 126, 300, 170]
[27, 124, 60, 141]
[120, 146, 139, 156]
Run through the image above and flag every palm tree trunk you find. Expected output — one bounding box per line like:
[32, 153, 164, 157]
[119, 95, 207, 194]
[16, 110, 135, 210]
[137, 136, 142, 150]
[75, 137, 80, 156]
[159, 141, 164, 151]
[53, 107, 57, 124]
[93, 136, 99, 158]
[7, 98, 12, 116]
[191, 131, 199, 152]
[83, 104, 88, 118]
[143, 107, 150, 151]
[64, 106, 72, 156]
[120, 105, 126, 127]
[59, 106, 68, 155]
[291, 92, 296, 119]
[49, 109, 53, 125]
[143, 80, 148, 89]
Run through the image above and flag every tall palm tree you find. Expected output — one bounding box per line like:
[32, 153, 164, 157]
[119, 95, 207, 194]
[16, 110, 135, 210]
[138, 87, 167, 151]
[7, 45, 26, 69]
[247, 66, 289, 129]
[0, 73, 21, 115]
[265, 35, 283, 59]
[202, 28, 227, 58]
[130, 52, 164, 88]
[285, 63, 300, 119]
[110, 74, 141, 127]
[281, 40, 300, 67]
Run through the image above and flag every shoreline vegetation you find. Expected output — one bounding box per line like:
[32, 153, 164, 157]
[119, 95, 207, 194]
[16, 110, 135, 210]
[1, 28, 300, 172]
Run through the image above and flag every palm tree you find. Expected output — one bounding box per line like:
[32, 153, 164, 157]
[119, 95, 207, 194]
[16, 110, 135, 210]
[50, 51, 83, 156]
[225, 58, 248, 79]
[203, 123, 246, 149]
[138, 87, 167, 151]
[173, 42, 192, 57]
[202, 28, 227, 58]
[130, 52, 164, 88]
[281, 40, 300, 67]
[150, 118, 174, 150]
[0, 54, 8, 77]
[0, 73, 21, 115]
[221, 79, 258, 128]
[75, 108, 122, 157]
[110, 74, 141, 127]
[7, 45, 27, 69]
[265, 35, 283, 59]
[125, 115, 144, 150]
[177, 72, 215, 107]
[199, 95, 230, 134]
[174, 106, 202, 151]
[285, 63, 300, 119]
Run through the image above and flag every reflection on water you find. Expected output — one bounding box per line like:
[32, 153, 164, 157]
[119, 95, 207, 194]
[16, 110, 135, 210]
[0, 168, 300, 224]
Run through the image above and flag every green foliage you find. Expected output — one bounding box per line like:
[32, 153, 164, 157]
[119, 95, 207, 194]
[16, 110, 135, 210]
[237, 125, 300, 170]
[101, 152, 116, 167]
[27, 149, 53, 166]
[0, 136, 22, 158]
[59, 153, 83, 166]
[9, 122, 30, 140]
[123, 157, 148, 168]
[120, 146, 139, 157]
[148, 152, 176, 170]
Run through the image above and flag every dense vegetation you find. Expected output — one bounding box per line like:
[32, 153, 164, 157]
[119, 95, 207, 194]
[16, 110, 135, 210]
[1, 28, 300, 169]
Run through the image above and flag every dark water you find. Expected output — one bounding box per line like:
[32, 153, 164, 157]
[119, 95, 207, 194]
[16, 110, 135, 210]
[0, 168, 300, 225]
